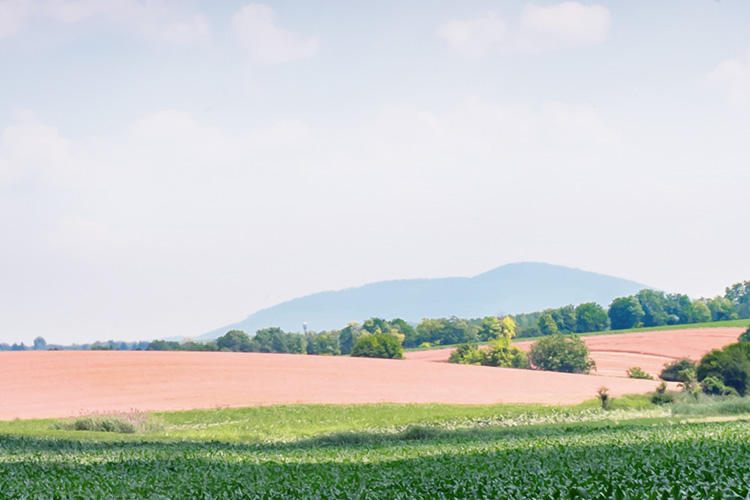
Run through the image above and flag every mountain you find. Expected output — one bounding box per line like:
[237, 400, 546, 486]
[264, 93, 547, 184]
[199, 262, 651, 339]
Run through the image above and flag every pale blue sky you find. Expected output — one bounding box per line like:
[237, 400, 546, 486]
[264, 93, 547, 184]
[1, 1, 749, 344]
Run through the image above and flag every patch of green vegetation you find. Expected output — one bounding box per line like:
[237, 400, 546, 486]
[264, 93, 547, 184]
[3, 407, 750, 499]
[405, 319, 749, 352]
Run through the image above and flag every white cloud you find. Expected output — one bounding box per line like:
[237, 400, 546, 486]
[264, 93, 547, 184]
[517, 2, 610, 53]
[436, 13, 505, 58]
[706, 51, 750, 110]
[0, 0, 35, 37]
[437, 3, 610, 57]
[0, 0, 209, 44]
[232, 4, 318, 64]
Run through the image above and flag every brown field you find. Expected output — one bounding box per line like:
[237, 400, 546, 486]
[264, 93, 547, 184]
[405, 327, 743, 379]
[0, 327, 740, 421]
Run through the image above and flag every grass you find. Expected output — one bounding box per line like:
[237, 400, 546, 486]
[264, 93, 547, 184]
[4, 400, 750, 498]
[405, 318, 750, 352]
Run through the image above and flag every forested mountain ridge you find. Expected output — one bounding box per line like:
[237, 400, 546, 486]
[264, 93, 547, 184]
[198, 262, 649, 339]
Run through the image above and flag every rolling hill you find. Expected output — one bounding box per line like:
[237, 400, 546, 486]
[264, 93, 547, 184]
[199, 262, 650, 339]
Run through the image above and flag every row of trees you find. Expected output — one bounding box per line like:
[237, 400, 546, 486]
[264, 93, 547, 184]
[448, 317, 596, 374]
[514, 280, 750, 338]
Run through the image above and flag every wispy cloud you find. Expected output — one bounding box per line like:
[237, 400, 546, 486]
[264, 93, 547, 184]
[0, 0, 210, 45]
[437, 2, 610, 57]
[232, 4, 318, 64]
[436, 12, 505, 58]
[706, 50, 750, 110]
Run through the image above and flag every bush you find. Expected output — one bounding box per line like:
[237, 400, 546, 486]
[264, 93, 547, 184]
[660, 358, 697, 382]
[448, 343, 484, 365]
[626, 366, 653, 380]
[701, 376, 739, 396]
[597, 387, 612, 410]
[696, 343, 750, 396]
[54, 411, 162, 434]
[739, 327, 750, 343]
[651, 382, 675, 405]
[528, 334, 595, 374]
[350, 333, 404, 359]
[448, 341, 528, 368]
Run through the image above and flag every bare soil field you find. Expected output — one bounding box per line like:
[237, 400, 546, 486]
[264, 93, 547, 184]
[405, 327, 744, 378]
[1, 350, 665, 420]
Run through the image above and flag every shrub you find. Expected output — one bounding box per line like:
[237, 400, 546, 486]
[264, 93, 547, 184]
[528, 334, 595, 374]
[739, 327, 750, 343]
[651, 382, 674, 405]
[448, 343, 484, 365]
[660, 358, 696, 382]
[626, 366, 653, 380]
[701, 376, 739, 396]
[350, 333, 404, 359]
[696, 343, 750, 396]
[597, 387, 612, 410]
[448, 341, 528, 368]
[54, 411, 162, 433]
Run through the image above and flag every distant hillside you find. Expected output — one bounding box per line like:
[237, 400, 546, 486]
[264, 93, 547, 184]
[199, 263, 651, 340]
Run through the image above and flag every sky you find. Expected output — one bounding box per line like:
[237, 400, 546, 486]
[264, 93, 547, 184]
[1, 0, 750, 345]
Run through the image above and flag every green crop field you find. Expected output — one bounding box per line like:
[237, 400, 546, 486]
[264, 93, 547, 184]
[3, 399, 750, 499]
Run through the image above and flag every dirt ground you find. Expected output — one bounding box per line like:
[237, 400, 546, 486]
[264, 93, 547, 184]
[1, 350, 664, 420]
[405, 327, 743, 379]
[0, 328, 739, 420]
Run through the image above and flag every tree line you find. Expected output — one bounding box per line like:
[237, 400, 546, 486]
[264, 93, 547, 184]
[5, 280, 748, 356]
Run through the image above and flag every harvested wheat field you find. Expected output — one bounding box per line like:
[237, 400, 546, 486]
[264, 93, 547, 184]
[1, 350, 666, 420]
[405, 327, 744, 379]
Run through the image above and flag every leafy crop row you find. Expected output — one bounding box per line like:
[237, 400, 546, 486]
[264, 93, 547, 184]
[3, 417, 750, 499]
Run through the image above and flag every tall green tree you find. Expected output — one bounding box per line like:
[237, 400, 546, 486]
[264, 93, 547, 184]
[537, 313, 559, 336]
[528, 334, 596, 374]
[608, 296, 644, 330]
[636, 289, 669, 327]
[725, 281, 750, 319]
[575, 303, 609, 333]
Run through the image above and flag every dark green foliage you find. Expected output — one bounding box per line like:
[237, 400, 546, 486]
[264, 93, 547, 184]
[636, 289, 669, 327]
[305, 330, 340, 355]
[9, 418, 750, 499]
[537, 313, 559, 336]
[660, 358, 696, 382]
[701, 376, 738, 396]
[739, 326, 750, 343]
[549, 305, 577, 333]
[415, 317, 479, 346]
[574, 302, 609, 333]
[528, 334, 596, 374]
[146, 340, 182, 351]
[449, 341, 528, 368]
[596, 387, 612, 410]
[706, 296, 737, 322]
[626, 366, 653, 380]
[725, 281, 750, 319]
[696, 343, 750, 396]
[650, 382, 674, 405]
[350, 333, 404, 359]
[337, 323, 360, 355]
[215, 330, 255, 352]
[665, 293, 692, 324]
[608, 296, 644, 330]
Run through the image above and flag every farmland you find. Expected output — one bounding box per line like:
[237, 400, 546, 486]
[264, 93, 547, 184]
[2, 403, 750, 499]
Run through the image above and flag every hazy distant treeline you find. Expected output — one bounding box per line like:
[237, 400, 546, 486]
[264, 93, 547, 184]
[4, 281, 749, 355]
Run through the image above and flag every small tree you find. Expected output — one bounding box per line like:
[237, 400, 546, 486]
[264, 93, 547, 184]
[626, 366, 653, 380]
[660, 358, 696, 382]
[33, 336, 47, 350]
[597, 386, 612, 410]
[528, 334, 596, 374]
[350, 333, 404, 359]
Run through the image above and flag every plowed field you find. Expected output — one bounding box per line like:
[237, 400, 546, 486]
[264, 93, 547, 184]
[0, 327, 740, 420]
[405, 327, 743, 378]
